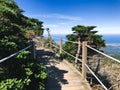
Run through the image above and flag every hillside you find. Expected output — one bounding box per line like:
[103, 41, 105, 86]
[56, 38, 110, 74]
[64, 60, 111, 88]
[104, 45, 120, 59]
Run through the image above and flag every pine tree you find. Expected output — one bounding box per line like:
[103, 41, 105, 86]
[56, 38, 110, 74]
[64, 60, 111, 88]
[63, 25, 105, 59]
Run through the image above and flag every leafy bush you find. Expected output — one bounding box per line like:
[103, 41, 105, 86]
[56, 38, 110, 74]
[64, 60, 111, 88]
[0, 78, 31, 90]
[0, 51, 47, 90]
[0, 0, 46, 89]
[23, 62, 47, 90]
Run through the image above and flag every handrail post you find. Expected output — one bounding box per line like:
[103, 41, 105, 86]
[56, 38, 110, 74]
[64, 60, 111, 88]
[31, 41, 36, 59]
[75, 38, 81, 63]
[50, 36, 52, 51]
[82, 41, 87, 80]
[60, 38, 62, 54]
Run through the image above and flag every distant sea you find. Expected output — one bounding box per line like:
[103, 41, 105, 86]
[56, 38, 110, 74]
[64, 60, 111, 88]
[102, 35, 120, 56]
[102, 34, 120, 44]
[44, 34, 120, 57]
[50, 34, 120, 44]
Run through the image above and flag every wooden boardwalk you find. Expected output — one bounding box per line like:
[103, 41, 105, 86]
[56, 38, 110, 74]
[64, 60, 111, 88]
[37, 48, 91, 90]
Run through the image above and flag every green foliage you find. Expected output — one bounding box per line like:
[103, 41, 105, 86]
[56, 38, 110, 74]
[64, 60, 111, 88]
[0, 78, 31, 90]
[63, 25, 106, 60]
[0, 0, 44, 58]
[71, 25, 105, 48]
[22, 61, 47, 90]
[62, 42, 77, 60]
[34, 64, 47, 79]
[16, 51, 30, 59]
[0, 0, 46, 89]
[0, 50, 47, 90]
[0, 0, 27, 58]
[25, 68, 33, 76]
[24, 62, 47, 80]
[39, 82, 45, 90]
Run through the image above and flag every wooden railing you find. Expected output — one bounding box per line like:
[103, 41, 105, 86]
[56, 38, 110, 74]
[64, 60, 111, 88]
[45, 36, 120, 90]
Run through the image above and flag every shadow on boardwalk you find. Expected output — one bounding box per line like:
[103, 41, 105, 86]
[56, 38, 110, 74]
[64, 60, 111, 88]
[36, 49, 68, 90]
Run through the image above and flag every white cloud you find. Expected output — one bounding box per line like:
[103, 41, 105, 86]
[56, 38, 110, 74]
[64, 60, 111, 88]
[58, 22, 67, 25]
[28, 13, 82, 21]
[51, 28, 72, 35]
[45, 24, 59, 28]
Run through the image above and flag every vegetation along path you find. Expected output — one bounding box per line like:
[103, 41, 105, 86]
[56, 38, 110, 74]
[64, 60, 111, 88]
[36, 48, 91, 90]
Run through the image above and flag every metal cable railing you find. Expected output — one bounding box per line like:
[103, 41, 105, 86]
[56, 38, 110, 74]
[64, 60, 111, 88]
[85, 64, 108, 90]
[50, 37, 120, 90]
[86, 45, 120, 90]
[53, 43, 109, 89]
[108, 83, 120, 90]
[86, 45, 120, 63]
[52, 44, 82, 62]
[0, 45, 32, 63]
[61, 49, 82, 62]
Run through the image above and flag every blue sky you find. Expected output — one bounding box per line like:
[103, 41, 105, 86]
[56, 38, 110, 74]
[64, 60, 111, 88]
[15, 0, 120, 35]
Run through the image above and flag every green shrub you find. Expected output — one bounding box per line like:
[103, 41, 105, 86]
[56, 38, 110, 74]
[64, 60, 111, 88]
[0, 78, 31, 90]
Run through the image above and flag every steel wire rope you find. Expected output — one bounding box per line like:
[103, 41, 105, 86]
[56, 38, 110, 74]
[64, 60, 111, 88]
[86, 45, 120, 63]
[52, 44, 82, 62]
[85, 64, 108, 90]
[53, 43, 108, 89]
[0, 45, 32, 63]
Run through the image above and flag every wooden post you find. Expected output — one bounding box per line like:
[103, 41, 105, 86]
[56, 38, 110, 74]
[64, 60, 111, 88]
[46, 28, 52, 51]
[75, 38, 81, 63]
[31, 41, 36, 59]
[42, 37, 45, 48]
[60, 38, 62, 54]
[117, 78, 120, 89]
[82, 41, 87, 80]
[50, 36, 52, 51]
